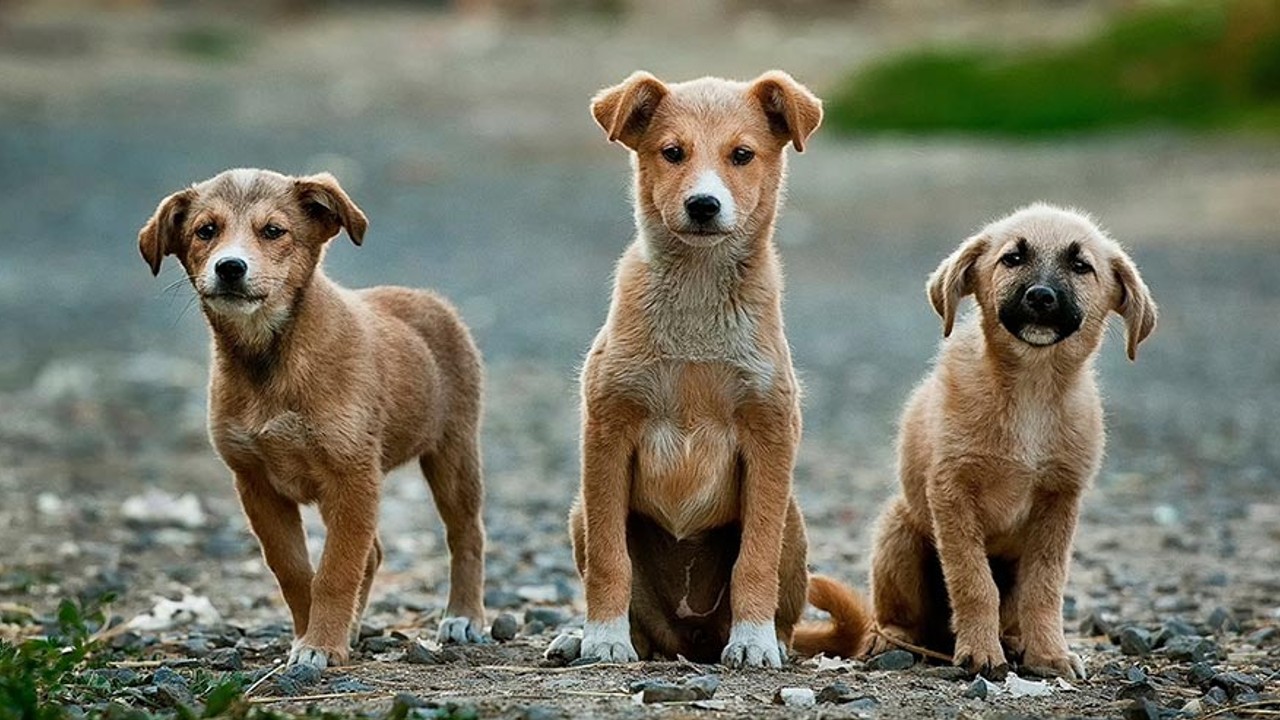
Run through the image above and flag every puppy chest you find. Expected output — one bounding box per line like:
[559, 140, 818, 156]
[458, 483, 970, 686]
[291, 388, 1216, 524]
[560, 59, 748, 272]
[216, 412, 337, 503]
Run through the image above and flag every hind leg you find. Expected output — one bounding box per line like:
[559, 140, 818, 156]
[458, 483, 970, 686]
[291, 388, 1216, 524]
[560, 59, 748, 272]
[775, 498, 809, 658]
[868, 496, 935, 654]
[420, 432, 486, 644]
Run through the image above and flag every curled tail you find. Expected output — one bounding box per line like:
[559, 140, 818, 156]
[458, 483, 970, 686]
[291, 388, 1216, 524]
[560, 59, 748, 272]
[791, 574, 873, 659]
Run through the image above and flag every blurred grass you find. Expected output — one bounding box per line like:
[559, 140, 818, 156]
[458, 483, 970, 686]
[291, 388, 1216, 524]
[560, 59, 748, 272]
[827, 0, 1280, 136]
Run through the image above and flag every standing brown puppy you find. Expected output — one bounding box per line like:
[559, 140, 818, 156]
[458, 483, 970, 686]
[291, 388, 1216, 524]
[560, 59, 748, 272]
[547, 71, 822, 667]
[797, 204, 1156, 679]
[139, 169, 488, 669]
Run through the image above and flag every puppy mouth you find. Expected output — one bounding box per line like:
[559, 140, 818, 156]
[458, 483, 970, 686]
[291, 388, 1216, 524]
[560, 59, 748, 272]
[671, 226, 732, 245]
[201, 291, 269, 314]
[1016, 324, 1063, 346]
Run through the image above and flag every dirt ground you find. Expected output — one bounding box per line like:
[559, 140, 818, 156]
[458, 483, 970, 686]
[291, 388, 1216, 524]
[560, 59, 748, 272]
[1, 3, 1278, 718]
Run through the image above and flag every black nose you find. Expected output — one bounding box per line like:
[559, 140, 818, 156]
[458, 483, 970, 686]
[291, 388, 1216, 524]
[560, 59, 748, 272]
[684, 194, 721, 223]
[215, 257, 248, 283]
[1023, 285, 1058, 314]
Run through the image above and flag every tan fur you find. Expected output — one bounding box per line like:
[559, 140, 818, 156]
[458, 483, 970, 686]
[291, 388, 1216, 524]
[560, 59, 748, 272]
[808, 204, 1156, 677]
[562, 71, 822, 667]
[138, 169, 487, 668]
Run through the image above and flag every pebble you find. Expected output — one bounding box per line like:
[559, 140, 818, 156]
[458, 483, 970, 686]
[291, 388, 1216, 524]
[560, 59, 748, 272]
[523, 607, 567, 629]
[963, 677, 992, 700]
[1247, 626, 1278, 646]
[148, 667, 193, 708]
[491, 612, 519, 642]
[206, 647, 243, 671]
[816, 681, 856, 704]
[1116, 681, 1157, 702]
[1206, 606, 1241, 634]
[360, 636, 402, 653]
[1125, 666, 1147, 683]
[866, 649, 915, 671]
[923, 666, 973, 682]
[1119, 627, 1153, 656]
[329, 676, 374, 693]
[275, 663, 322, 695]
[544, 634, 581, 664]
[1187, 662, 1216, 687]
[404, 641, 458, 665]
[631, 675, 720, 704]
[1210, 671, 1262, 699]
[773, 687, 816, 708]
[1123, 698, 1162, 720]
[357, 622, 384, 640]
[1163, 636, 1219, 662]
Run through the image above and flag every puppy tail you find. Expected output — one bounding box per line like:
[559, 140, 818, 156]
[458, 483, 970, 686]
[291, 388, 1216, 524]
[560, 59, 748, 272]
[791, 574, 873, 659]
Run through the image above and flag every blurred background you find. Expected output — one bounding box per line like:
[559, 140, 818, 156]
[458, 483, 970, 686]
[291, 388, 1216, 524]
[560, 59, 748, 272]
[1, 0, 1277, 643]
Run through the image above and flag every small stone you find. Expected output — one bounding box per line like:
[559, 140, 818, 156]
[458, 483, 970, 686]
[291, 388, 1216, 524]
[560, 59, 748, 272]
[206, 648, 243, 671]
[632, 680, 697, 704]
[357, 623, 383, 640]
[1211, 671, 1262, 699]
[1079, 611, 1111, 637]
[1117, 681, 1157, 702]
[523, 607, 566, 628]
[1206, 606, 1240, 634]
[543, 634, 580, 664]
[963, 677, 992, 700]
[1123, 698, 1161, 720]
[1164, 636, 1219, 662]
[150, 667, 192, 708]
[1125, 666, 1147, 683]
[491, 613, 519, 642]
[1187, 662, 1216, 687]
[1205, 685, 1229, 705]
[328, 675, 374, 693]
[773, 687, 815, 708]
[524, 620, 546, 636]
[274, 663, 322, 695]
[924, 665, 973, 682]
[684, 675, 720, 699]
[866, 649, 915, 671]
[1247, 627, 1279, 646]
[360, 636, 401, 653]
[1118, 627, 1153, 656]
[404, 641, 457, 665]
[816, 681, 856, 704]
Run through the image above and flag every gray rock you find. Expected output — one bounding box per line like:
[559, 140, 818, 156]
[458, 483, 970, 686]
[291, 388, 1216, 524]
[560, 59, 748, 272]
[1204, 686, 1229, 705]
[1211, 671, 1262, 699]
[924, 666, 972, 682]
[684, 675, 720, 699]
[360, 636, 402, 653]
[1123, 698, 1162, 720]
[1164, 636, 1219, 662]
[206, 648, 243, 671]
[1187, 662, 1216, 687]
[1119, 627, 1153, 656]
[816, 681, 856, 704]
[1247, 626, 1278, 646]
[357, 622, 383, 640]
[491, 612, 519, 642]
[543, 634, 581, 664]
[1206, 606, 1240, 634]
[963, 677, 992, 700]
[150, 667, 192, 708]
[328, 675, 374, 693]
[1125, 666, 1147, 683]
[523, 607, 566, 628]
[629, 675, 718, 703]
[403, 641, 458, 665]
[866, 649, 915, 671]
[275, 663, 322, 695]
[773, 687, 816, 708]
[1116, 681, 1157, 702]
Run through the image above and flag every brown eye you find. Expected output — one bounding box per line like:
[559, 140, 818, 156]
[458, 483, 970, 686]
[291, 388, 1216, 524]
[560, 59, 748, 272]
[1070, 258, 1093, 275]
[195, 223, 217, 241]
[730, 146, 755, 166]
[262, 224, 286, 240]
[1000, 251, 1025, 268]
[661, 145, 685, 163]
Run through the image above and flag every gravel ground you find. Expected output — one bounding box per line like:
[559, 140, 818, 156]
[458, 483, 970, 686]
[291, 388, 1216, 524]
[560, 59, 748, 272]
[1, 5, 1278, 718]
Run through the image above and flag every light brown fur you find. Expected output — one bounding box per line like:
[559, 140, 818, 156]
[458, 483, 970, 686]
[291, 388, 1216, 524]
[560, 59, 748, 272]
[138, 169, 487, 669]
[552, 71, 823, 668]
[798, 204, 1156, 679]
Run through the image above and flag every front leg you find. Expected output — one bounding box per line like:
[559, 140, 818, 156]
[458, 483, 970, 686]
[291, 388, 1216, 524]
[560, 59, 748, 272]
[290, 471, 380, 669]
[235, 470, 313, 638]
[1016, 490, 1085, 679]
[724, 399, 797, 669]
[578, 407, 639, 663]
[928, 469, 1007, 676]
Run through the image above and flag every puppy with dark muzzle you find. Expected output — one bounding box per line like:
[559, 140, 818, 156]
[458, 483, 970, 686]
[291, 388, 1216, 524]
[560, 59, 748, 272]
[794, 203, 1157, 680]
[138, 169, 488, 669]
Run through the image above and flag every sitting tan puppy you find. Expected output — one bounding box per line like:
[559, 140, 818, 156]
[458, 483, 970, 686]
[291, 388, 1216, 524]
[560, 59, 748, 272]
[797, 204, 1156, 679]
[547, 71, 823, 668]
[139, 169, 487, 668]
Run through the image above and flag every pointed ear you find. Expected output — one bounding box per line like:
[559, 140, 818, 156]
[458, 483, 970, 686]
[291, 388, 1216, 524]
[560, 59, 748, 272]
[927, 234, 988, 337]
[590, 71, 669, 150]
[138, 188, 195, 276]
[1110, 249, 1157, 361]
[749, 70, 823, 152]
[295, 173, 368, 245]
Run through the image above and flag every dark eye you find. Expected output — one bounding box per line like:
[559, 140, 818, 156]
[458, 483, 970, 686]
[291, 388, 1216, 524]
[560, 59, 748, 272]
[1070, 258, 1093, 275]
[262, 224, 286, 240]
[195, 223, 217, 241]
[661, 145, 685, 163]
[730, 146, 755, 166]
[1000, 252, 1025, 268]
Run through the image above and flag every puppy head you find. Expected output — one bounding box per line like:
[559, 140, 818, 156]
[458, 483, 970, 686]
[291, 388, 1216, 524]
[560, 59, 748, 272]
[928, 203, 1157, 361]
[139, 168, 366, 337]
[591, 70, 822, 246]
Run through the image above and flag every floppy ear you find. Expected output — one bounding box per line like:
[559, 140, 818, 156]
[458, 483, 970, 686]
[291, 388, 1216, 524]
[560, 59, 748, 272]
[138, 188, 195, 276]
[591, 71, 669, 150]
[1110, 249, 1157, 361]
[749, 70, 824, 152]
[295, 173, 368, 245]
[927, 234, 988, 337]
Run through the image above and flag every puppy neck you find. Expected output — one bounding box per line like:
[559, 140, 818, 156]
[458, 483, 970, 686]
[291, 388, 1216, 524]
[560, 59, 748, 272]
[967, 312, 1098, 392]
[207, 270, 337, 385]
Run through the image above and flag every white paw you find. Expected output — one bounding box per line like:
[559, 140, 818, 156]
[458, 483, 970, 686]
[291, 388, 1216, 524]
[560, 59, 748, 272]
[580, 617, 639, 663]
[721, 621, 782, 669]
[544, 630, 582, 661]
[287, 642, 331, 670]
[437, 616, 485, 644]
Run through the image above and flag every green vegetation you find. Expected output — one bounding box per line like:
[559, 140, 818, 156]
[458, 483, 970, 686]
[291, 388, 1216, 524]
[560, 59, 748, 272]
[827, 0, 1280, 135]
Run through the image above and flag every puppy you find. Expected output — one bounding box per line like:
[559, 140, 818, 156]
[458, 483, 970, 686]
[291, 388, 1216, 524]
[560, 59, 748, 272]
[546, 71, 823, 668]
[138, 169, 488, 668]
[796, 204, 1156, 679]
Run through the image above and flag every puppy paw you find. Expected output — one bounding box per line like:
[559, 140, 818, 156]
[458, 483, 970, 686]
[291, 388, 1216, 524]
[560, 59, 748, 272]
[437, 616, 485, 645]
[580, 617, 639, 663]
[288, 638, 347, 670]
[544, 631, 583, 662]
[721, 621, 783, 669]
[1023, 646, 1086, 680]
[953, 633, 1008, 679]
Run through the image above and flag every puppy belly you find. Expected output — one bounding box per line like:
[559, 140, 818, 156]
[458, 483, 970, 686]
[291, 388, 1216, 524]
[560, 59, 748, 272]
[627, 513, 738, 662]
